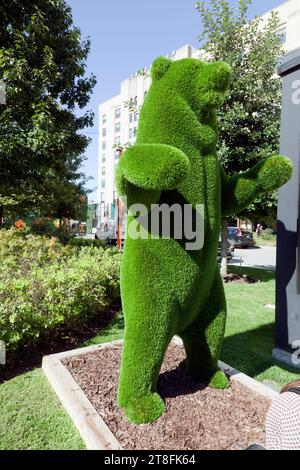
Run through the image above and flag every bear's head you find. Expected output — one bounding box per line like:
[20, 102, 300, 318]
[151, 57, 231, 114]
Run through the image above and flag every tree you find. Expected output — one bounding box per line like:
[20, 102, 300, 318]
[196, 0, 283, 274]
[0, 0, 96, 224]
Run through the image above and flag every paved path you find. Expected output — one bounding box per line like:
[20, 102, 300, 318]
[229, 246, 276, 271]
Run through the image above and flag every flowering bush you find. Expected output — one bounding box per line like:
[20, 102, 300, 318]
[0, 229, 120, 352]
[14, 219, 26, 229]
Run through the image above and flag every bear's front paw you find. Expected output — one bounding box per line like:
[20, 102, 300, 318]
[123, 393, 165, 424]
[258, 155, 293, 192]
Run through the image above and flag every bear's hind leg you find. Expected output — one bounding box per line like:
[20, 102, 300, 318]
[118, 292, 177, 424]
[179, 268, 228, 389]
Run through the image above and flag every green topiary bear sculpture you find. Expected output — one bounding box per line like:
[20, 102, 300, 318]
[116, 57, 292, 425]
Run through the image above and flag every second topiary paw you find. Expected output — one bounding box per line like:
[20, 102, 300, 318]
[209, 369, 229, 389]
[258, 155, 293, 192]
[124, 393, 165, 425]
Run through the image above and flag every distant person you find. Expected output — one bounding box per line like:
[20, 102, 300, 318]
[256, 224, 262, 237]
[266, 379, 300, 450]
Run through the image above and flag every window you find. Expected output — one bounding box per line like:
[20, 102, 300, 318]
[115, 149, 120, 159]
[102, 114, 107, 125]
[133, 127, 137, 138]
[115, 107, 121, 120]
[102, 128, 106, 137]
[278, 27, 287, 44]
[102, 141, 106, 151]
[115, 122, 121, 133]
[101, 192, 105, 202]
[114, 136, 121, 145]
[144, 90, 148, 97]
[129, 112, 133, 124]
[101, 180, 105, 189]
[101, 167, 106, 176]
[134, 111, 139, 122]
[102, 155, 106, 163]
[134, 96, 138, 107]
[129, 128, 133, 139]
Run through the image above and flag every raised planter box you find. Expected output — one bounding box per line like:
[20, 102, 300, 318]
[42, 338, 278, 450]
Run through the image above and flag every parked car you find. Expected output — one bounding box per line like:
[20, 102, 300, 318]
[227, 227, 255, 248]
[217, 238, 235, 261]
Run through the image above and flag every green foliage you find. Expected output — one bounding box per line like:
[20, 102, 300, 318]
[254, 228, 277, 247]
[0, 229, 120, 352]
[67, 237, 108, 249]
[196, 0, 284, 221]
[0, 0, 96, 221]
[116, 54, 291, 425]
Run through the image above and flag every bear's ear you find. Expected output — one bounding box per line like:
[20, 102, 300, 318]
[151, 57, 172, 81]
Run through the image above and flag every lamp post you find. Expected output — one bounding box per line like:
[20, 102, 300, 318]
[273, 47, 300, 369]
[116, 147, 124, 250]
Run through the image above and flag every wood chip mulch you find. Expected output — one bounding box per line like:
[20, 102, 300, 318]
[222, 273, 256, 284]
[63, 343, 270, 450]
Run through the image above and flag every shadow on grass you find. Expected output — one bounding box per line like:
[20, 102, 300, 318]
[221, 322, 299, 379]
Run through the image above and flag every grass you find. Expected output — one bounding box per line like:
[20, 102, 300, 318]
[0, 368, 85, 450]
[0, 265, 299, 449]
[222, 266, 299, 385]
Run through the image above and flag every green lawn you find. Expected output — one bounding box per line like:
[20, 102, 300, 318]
[222, 266, 299, 385]
[0, 266, 299, 450]
[0, 369, 85, 450]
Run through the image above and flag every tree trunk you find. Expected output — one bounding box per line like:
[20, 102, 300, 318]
[0, 206, 3, 227]
[220, 218, 228, 277]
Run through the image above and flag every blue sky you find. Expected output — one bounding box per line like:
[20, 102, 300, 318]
[67, 0, 285, 199]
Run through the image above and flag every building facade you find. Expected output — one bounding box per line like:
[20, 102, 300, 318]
[94, 0, 300, 231]
[95, 44, 199, 230]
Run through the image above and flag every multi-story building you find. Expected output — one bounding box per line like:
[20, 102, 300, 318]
[96, 44, 199, 227]
[95, 0, 300, 231]
[260, 0, 300, 53]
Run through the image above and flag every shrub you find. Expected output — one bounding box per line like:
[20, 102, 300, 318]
[0, 229, 121, 352]
[261, 228, 276, 240]
[67, 237, 107, 249]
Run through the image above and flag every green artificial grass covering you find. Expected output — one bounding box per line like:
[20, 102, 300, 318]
[116, 57, 292, 424]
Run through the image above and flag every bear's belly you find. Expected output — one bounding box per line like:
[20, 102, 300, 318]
[121, 233, 218, 330]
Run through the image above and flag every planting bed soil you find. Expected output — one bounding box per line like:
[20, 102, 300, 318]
[222, 273, 256, 284]
[63, 343, 270, 450]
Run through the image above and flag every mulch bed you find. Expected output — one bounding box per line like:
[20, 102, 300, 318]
[63, 343, 270, 450]
[0, 304, 121, 383]
[222, 273, 256, 284]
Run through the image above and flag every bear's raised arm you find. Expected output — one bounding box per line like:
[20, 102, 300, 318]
[221, 155, 293, 217]
[116, 143, 190, 196]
